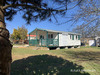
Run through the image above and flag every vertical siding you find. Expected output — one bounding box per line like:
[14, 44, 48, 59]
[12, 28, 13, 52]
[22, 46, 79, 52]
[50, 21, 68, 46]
[59, 33, 81, 46]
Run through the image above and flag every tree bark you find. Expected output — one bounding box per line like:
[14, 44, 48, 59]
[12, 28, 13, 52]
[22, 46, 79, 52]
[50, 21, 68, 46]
[0, 6, 12, 75]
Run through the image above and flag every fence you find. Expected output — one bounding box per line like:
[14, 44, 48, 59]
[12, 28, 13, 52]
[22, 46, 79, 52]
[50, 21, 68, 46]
[29, 39, 59, 47]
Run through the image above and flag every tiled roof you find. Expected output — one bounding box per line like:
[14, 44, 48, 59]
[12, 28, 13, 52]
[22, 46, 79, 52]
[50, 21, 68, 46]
[27, 34, 36, 37]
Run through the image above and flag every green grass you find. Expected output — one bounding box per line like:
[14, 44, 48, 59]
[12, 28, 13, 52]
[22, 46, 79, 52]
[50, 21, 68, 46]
[11, 46, 100, 75]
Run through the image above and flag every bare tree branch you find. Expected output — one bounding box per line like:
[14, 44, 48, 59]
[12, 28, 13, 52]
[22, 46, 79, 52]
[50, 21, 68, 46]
[52, 12, 58, 23]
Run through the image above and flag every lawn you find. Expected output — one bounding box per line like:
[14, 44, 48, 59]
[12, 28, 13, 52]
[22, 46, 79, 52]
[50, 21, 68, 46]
[11, 46, 100, 75]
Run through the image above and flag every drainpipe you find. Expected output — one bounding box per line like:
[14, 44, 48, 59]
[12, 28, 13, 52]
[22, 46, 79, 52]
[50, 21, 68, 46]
[29, 34, 30, 46]
[36, 29, 38, 46]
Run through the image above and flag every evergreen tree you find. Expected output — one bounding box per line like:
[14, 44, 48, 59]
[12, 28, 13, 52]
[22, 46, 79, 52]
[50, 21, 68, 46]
[0, 0, 82, 75]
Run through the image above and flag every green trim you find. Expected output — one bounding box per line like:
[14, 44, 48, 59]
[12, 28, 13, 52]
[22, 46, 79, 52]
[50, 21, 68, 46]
[29, 28, 37, 35]
[29, 39, 39, 46]
[36, 30, 37, 39]
[29, 39, 59, 47]
[29, 28, 47, 34]
[29, 34, 30, 40]
[29, 28, 81, 36]
[72, 35, 74, 40]
[29, 28, 60, 47]
[46, 31, 48, 47]
[36, 30, 38, 46]
[29, 34, 30, 46]
[41, 39, 42, 47]
[78, 35, 80, 40]
[37, 28, 47, 31]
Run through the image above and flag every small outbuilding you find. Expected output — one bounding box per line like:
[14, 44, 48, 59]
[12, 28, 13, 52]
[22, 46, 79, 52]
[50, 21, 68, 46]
[89, 40, 96, 46]
[28, 28, 81, 49]
[88, 36, 100, 47]
[95, 36, 100, 46]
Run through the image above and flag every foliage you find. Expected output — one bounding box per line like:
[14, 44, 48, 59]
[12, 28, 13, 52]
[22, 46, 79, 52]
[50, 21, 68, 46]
[3, 0, 69, 24]
[11, 29, 20, 40]
[11, 26, 27, 40]
[0, 0, 85, 75]
[0, 0, 84, 24]
[18, 25, 28, 40]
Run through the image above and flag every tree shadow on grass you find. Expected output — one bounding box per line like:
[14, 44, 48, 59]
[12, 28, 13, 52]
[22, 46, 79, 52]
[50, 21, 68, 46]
[11, 55, 90, 75]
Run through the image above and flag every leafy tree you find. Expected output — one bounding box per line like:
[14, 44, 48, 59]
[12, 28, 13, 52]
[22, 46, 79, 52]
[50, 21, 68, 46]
[0, 0, 82, 75]
[18, 26, 28, 40]
[11, 29, 20, 40]
[11, 26, 27, 40]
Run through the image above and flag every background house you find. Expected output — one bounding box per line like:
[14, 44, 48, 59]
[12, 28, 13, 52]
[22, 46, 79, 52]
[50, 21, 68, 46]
[94, 36, 100, 46]
[28, 28, 81, 49]
[27, 34, 36, 40]
[81, 37, 94, 46]
[88, 36, 100, 47]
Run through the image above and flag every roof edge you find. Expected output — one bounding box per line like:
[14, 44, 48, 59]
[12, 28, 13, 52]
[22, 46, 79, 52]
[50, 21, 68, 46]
[29, 28, 81, 35]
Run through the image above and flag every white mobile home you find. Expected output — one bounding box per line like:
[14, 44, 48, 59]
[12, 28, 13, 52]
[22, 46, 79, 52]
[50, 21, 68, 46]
[28, 28, 81, 48]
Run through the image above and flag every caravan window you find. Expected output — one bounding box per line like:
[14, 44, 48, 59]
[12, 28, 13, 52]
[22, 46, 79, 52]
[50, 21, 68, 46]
[40, 35, 44, 39]
[70, 35, 72, 39]
[72, 35, 74, 40]
[51, 34, 53, 38]
[78, 35, 80, 40]
[48, 34, 53, 39]
[76, 35, 78, 40]
[70, 35, 74, 40]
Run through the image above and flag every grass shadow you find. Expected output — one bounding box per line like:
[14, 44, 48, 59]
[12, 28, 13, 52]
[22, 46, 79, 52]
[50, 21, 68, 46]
[11, 55, 90, 75]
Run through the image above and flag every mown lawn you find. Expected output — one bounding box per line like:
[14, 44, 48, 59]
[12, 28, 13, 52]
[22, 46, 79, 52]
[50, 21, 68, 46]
[11, 46, 100, 75]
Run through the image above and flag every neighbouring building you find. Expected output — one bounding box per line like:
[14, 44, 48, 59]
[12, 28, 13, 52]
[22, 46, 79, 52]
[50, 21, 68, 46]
[95, 36, 100, 46]
[81, 37, 94, 45]
[28, 28, 81, 49]
[89, 36, 100, 47]
[27, 34, 36, 40]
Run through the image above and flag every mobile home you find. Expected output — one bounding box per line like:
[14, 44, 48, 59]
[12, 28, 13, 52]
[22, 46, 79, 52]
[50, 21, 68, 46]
[28, 28, 81, 48]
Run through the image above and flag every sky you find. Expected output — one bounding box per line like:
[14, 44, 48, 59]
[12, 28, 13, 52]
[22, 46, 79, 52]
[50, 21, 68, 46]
[6, 14, 75, 34]
[6, 1, 81, 34]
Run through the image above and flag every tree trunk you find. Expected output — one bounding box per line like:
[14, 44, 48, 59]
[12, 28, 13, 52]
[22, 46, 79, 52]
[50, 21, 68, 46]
[0, 6, 12, 75]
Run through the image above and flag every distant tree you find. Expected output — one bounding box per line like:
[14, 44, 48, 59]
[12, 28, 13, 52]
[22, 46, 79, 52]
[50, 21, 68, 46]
[11, 26, 28, 44]
[11, 29, 20, 40]
[72, 25, 86, 38]
[72, 24, 100, 38]
[18, 26, 28, 40]
[71, 0, 100, 35]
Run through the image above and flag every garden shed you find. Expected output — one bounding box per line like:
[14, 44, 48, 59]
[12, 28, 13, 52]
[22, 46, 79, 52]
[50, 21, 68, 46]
[28, 28, 81, 48]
